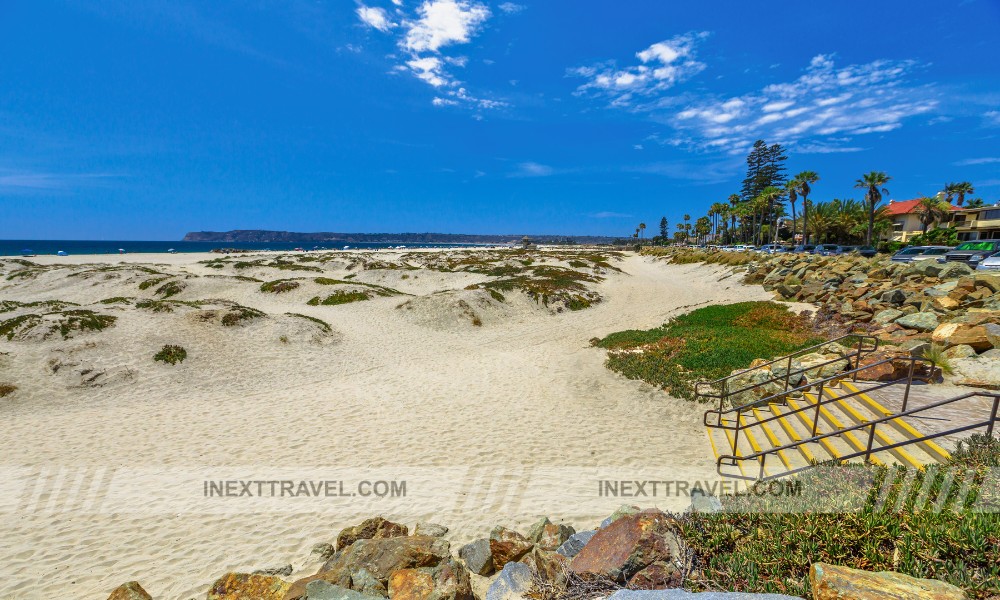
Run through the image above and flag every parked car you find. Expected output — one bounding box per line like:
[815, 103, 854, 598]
[758, 244, 789, 254]
[942, 240, 1000, 266]
[813, 244, 842, 256]
[977, 254, 1000, 272]
[890, 246, 952, 263]
[792, 244, 816, 253]
[854, 246, 878, 258]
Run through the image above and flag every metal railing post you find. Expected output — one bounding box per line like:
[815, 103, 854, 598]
[784, 355, 792, 394]
[853, 337, 863, 382]
[813, 382, 824, 437]
[987, 396, 1000, 438]
[758, 454, 766, 480]
[902, 359, 915, 412]
[732, 407, 741, 453]
[865, 423, 877, 463]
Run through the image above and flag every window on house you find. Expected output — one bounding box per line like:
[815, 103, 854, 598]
[981, 209, 1000, 221]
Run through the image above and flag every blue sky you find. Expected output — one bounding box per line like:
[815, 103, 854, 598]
[2, 0, 999, 240]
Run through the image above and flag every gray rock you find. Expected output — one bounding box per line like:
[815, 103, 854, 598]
[938, 262, 974, 279]
[254, 564, 293, 577]
[895, 311, 940, 332]
[485, 562, 534, 600]
[687, 489, 723, 514]
[600, 504, 640, 529]
[305, 581, 373, 600]
[459, 538, 494, 576]
[872, 308, 903, 325]
[555, 530, 596, 558]
[984, 323, 1000, 349]
[311, 543, 337, 561]
[952, 355, 1000, 386]
[900, 339, 930, 357]
[881, 289, 907, 304]
[943, 344, 977, 359]
[980, 348, 1000, 359]
[414, 522, 449, 537]
[608, 590, 804, 600]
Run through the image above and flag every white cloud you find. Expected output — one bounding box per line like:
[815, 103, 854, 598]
[661, 54, 937, 153]
[954, 157, 1000, 166]
[592, 211, 633, 218]
[985, 111, 1000, 127]
[403, 0, 490, 53]
[356, 5, 395, 32]
[407, 56, 449, 86]
[510, 162, 554, 177]
[498, 2, 525, 14]
[570, 32, 709, 107]
[355, 0, 506, 111]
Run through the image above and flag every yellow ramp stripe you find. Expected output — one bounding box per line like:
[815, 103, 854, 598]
[750, 407, 793, 469]
[805, 391, 886, 466]
[823, 386, 924, 468]
[841, 381, 951, 462]
[722, 427, 749, 479]
[768, 403, 817, 464]
[788, 396, 844, 462]
[737, 414, 770, 478]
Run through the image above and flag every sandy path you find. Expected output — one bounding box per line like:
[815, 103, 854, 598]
[0, 253, 771, 599]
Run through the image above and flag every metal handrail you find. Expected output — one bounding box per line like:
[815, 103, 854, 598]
[694, 334, 879, 411]
[717, 390, 1000, 481]
[704, 356, 938, 456]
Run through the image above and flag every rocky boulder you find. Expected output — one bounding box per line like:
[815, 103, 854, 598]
[520, 548, 569, 587]
[287, 535, 451, 600]
[207, 573, 290, 600]
[556, 530, 596, 558]
[485, 562, 534, 600]
[458, 538, 494, 576]
[809, 563, 966, 599]
[895, 311, 940, 332]
[489, 526, 533, 569]
[527, 517, 576, 551]
[107, 582, 152, 600]
[336, 517, 409, 551]
[570, 509, 682, 584]
[855, 350, 937, 382]
[625, 563, 682, 590]
[414, 523, 449, 537]
[932, 323, 994, 351]
[302, 582, 373, 600]
[387, 558, 474, 600]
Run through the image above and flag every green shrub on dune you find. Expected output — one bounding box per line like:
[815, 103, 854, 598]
[596, 301, 821, 400]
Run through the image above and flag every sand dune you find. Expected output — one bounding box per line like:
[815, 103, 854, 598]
[0, 249, 773, 599]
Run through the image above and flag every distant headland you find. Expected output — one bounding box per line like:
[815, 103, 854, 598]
[182, 230, 618, 245]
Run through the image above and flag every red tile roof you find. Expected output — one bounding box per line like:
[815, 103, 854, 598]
[884, 198, 960, 216]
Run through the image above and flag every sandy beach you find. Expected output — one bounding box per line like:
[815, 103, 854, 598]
[0, 249, 774, 599]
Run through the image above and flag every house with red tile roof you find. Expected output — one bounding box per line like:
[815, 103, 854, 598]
[883, 198, 960, 242]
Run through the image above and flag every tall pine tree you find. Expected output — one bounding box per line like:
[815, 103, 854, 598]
[741, 140, 788, 201]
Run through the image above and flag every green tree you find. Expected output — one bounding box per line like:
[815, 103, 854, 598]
[943, 181, 974, 206]
[966, 198, 986, 209]
[659, 216, 668, 239]
[854, 171, 891, 245]
[793, 171, 820, 245]
[695, 216, 711, 244]
[915, 196, 952, 233]
[741, 140, 788, 201]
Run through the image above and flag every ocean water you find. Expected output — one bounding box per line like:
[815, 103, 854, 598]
[0, 240, 484, 256]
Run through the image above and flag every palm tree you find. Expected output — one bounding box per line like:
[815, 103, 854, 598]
[966, 198, 986, 209]
[943, 181, 974, 207]
[854, 171, 891, 245]
[728, 194, 740, 242]
[756, 186, 785, 244]
[639, 222, 646, 243]
[915, 196, 951, 233]
[785, 178, 800, 243]
[793, 171, 819, 245]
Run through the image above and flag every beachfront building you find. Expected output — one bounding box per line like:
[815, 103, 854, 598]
[951, 203, 1000, 241]
[882, 198, 960, 242]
